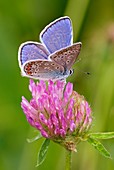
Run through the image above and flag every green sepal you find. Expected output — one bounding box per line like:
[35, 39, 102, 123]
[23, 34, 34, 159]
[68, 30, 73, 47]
[36, 138, 50, 167]
[87, 137, 111, 159]
[27, 133, 42, 143]
[88, 132, 114, 140]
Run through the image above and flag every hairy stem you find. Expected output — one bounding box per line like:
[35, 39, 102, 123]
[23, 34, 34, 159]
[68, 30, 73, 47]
[65, 150, 72, 170]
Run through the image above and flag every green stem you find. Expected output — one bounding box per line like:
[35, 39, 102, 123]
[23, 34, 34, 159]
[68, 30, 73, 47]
[65, 150, 72, 170]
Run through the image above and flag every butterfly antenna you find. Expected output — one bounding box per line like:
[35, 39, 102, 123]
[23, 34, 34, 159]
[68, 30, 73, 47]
[80, 69, 91, 76]
[74, 67, 91, 76]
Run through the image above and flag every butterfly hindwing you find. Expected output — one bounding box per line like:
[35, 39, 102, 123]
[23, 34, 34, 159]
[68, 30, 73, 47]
[40, 16, 73, 54]
[21, 60, 65, 80]
[49, 42, 82, 70]
[18, 42, 50, 67]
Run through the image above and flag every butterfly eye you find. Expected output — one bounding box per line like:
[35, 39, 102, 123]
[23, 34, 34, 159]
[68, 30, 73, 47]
[69, 69, 74, 75]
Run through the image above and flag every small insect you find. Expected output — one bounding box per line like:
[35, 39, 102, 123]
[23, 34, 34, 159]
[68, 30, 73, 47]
[18, 16, 82, 80]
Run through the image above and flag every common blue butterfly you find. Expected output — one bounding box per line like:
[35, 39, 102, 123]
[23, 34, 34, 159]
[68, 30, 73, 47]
[18, 16, 82, 80]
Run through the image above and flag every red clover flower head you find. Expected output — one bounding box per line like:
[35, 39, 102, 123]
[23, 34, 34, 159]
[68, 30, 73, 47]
[21, 80, 92, 151]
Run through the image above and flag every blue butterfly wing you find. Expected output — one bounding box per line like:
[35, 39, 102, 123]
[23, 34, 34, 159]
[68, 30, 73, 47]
[18, 42, 50, 67]
[40, 16, 73, 54]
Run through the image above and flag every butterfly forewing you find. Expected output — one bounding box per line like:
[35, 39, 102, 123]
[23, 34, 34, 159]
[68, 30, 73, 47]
[49, 42, 82, 70]
[18, 42, 50, 67]
[22, 60, 65, 80]
[40, 17, 73, 54]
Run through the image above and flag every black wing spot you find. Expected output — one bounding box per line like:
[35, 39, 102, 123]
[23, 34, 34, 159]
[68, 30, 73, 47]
[68, 51, 71, 54]
[67, 60, 70, 63]
[56, 66, 60, 69]
[53, 55, 57, 59]
[64, 52, 68, 56]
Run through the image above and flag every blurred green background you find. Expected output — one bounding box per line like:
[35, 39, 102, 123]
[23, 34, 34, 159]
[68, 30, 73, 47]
[0, 0, 114, 169]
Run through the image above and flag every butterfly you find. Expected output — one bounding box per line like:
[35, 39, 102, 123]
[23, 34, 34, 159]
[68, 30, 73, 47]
[18, 16, 82, 80]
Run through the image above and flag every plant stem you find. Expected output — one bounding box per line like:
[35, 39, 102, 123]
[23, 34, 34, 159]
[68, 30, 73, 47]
[65, 150, 72, 170]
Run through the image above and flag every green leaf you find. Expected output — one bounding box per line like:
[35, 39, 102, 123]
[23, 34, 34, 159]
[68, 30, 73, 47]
[27, 133, 42, 143]
[36, 138, 50, 167]
[89, 132, 114, 140]
[87, 137, 111, 159]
